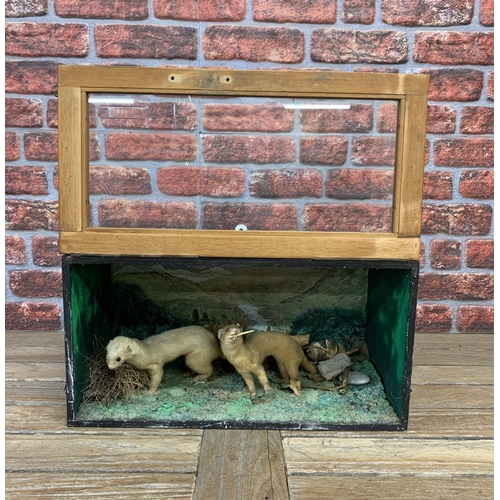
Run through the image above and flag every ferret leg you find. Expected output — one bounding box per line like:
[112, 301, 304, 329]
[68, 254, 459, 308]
[276, 361, 290, 383]
[254, 365, 272, 394]
[300, 356, 318, 375]
[289, 379, 301, 396]
[239, 371, 257, 397]
[148, 365, 163, 393]
[185, 352, 214, 383]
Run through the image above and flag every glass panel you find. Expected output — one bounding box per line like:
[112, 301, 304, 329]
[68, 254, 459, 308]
[88, 93, 397, 232]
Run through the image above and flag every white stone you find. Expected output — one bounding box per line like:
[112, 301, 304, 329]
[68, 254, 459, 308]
[340, 371, 370, 386]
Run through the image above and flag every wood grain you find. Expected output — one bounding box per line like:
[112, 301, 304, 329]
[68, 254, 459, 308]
[193, 430, 290, 500]
[6, 472, 195, 500]
[287, 476, 493, 500]
[6, 434, 201, 473]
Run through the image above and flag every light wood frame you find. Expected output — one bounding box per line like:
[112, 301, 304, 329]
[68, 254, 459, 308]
[58, 66, 429, 260]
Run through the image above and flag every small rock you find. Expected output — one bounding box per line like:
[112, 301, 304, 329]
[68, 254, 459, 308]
[317, 353, 352, 380]
[340, 371, 370, 386]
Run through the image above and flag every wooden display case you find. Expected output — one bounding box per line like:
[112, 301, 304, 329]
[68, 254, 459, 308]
[59, 66, 428, 430]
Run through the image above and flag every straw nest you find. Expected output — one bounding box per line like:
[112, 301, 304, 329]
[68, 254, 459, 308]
[84, 349, 150, 404]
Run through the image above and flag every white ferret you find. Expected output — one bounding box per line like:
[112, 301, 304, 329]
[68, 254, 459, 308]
[106, 326, 222, 393]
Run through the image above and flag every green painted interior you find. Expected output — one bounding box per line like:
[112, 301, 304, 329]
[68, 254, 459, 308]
[70, 264, 114, 413]
[365, 268, 411, 419]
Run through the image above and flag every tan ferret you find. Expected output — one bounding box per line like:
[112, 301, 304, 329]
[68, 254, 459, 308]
[218, 324, 318, 396]
[106, 326, 222, 393]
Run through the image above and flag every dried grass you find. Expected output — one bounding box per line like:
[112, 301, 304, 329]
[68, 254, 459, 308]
[84, 349, 150, 404]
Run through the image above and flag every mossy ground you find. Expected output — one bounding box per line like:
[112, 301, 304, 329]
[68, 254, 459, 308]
[77, 358, 400, 427]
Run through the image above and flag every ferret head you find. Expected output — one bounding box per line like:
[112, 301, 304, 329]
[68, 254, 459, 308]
[217, 323, 243, 342]
[106, 336, 133, 370]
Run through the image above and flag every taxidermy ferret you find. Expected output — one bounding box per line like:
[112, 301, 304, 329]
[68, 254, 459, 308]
[218, 324, 318, 397]
[106, 326, 222, 393]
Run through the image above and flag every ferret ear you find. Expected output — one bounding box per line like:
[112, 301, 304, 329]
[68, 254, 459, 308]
[236, 323, 241, 328]
[125, 345, 132, 355]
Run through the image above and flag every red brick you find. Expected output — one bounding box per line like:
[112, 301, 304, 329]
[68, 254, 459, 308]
[203, 26, 304, 63]
[154, 0, 245, 21]
[303, 203, 392, 232]
[382, 0, 473, 26]
[250, 169, 322, 198]
[6, 166, 48, 195]
[202, 135, 295, 164]
[479, 0, 494, 26]
[6, 22, 88, 57]
[342, 0, 375, 24]
[6, 132, 20, 161]
[459, 170, 494, 199]
[422, 68, 483, 102]
[6, 0, 47, 17]
[429, 239, 462, 269]
[300, 105, 373, 133]
[423, 171, 453, 200]
[157, 167, 245, 197]
[434, 138, 493, 167]
[456, 306, 493, 332]
[253, 0, 336, 23]
[426, 105, 456, 134]
[98, 102, 197, 130]
[5, 236, 26, 265]
[5, 98, 43, 127]
[466, 240, 494, 269]
[326, 169, 394, 199]
[418, 273, 493, 301]
[352, 136, 395, 166]
[421, 204, 492, 235]
[95, 25, 197, 59]
[105, 133, 196, 161]
[415, 304, 452, 333]
[55, 0, 148, 19]
[414, 32, 493, 66]
[487, 72, 493, 101]
[419, 240, 426, 267]
[32, 236, 61, 266]
[311, 29, 408, 64]
[460, 107, 494, 135]
[90, 166, 152, 195]
[376, 103, 397, 133]
[5, 302, 61, 330]
[300, 136, 348, 165]
[9, 270, 62, 297]
[24, 132, 58, 161]
[203, 104, 293, 132]
[5, 199, 59, 230]
[98, 199, 197, 229]
[5, 60, 58, 94]
[202, 203, 297, 230]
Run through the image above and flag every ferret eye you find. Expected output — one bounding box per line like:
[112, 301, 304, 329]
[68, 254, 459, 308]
[225, 327, 229, 332]
[116, 357, 121, 362]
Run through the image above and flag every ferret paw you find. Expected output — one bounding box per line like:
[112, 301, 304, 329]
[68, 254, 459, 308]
[147, 388, 158, 394]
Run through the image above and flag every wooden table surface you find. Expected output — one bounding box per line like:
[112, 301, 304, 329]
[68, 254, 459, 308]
[5, 331, 493, 499]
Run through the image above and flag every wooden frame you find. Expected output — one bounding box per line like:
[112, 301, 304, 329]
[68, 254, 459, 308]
[58, 66, 429, 260]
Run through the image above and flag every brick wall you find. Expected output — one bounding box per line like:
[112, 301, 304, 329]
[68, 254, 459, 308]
[5, 0, 494, 332]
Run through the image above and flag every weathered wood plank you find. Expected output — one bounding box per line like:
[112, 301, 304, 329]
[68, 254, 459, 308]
[288, 476, 493, 500]
[281, 409, 493, 438]
[5, 362, 65, 381]
[5, 404, 203, 436]
[5, 331, 64, 363]
[6, 380, 67, 405]
[193, 430, 290, 500]
[282, 436, 493, 476]
[413, 333, 493, 351]
[410, 384, 493, 409]
[6, 434, 201, 473]
[412, 349, 490, 367]
[411, 365, 493, 385]
[5, 472, 195, 499]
